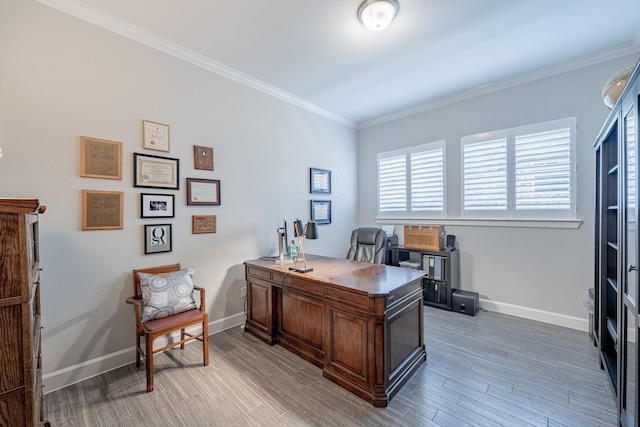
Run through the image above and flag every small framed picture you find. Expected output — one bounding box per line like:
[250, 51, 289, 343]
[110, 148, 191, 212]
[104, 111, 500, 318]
[192, 215, 217, 234]
[140, 193, 175, 218]
[143, 120, 170, 152]
[133, 153, 180, 190]
[80, 136, 122, 180]
[310, 168, 331, 194]
[311, 200, 332, 224]
[81, 190, 124, 230]
[194, 145, 214, 171]
[144, 224, 172, 254]
[187, 178, 220, 206]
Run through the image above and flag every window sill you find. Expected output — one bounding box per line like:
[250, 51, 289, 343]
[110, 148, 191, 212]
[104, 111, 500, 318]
[375, 217, 582, 229]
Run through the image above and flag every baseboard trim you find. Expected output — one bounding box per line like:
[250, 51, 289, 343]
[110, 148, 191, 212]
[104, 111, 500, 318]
[480, 298, 589, 332]
[43, 312, 245, 394]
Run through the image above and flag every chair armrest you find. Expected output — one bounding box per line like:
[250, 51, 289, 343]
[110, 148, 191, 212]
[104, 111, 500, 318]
[126, 296, 145, 335]
[126, 296, 141, 306]
[194, 285, 206, 313]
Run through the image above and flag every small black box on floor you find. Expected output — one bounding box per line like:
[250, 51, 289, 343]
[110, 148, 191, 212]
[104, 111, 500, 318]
[452, 290, 479, 316]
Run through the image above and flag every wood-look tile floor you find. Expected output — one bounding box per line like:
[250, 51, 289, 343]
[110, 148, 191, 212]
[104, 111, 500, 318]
[44, 307, 616, 426]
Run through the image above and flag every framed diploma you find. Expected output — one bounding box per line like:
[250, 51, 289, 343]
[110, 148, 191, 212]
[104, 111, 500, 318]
[140, 193, 175, 218]
[186, 178, 220, 206]
[143, 120, 170, 152]
[310, 200, 331, 224]
[82, 189, 124, 230]
[310, 167, 331, 194]
[194, 145, 214, 170]
[80, 136, 122, 180]
[134, 153, 179, 190]
[192, 215, 217, 234]
[144, 224, 172, 254]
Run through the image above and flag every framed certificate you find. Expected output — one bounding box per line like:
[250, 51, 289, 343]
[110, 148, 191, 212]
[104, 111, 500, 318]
[310, 200, 331, 224]
[186, 178, 220, 206]
[192, 215, 217, 234]
[194, 145, 214, 170]
[80, 136, 122, 180]
[143, 120, 170, 152]
[133, 153, 179, 190]
[310, 168, 331, 194]
[81, 190, 124, 230]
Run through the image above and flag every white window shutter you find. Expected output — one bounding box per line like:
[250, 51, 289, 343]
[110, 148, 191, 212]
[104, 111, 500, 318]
[462, 137, 508, 212]
[378, 155, 407, 212]
[514, 127, 571, 210]
[411, 147, 444, 211]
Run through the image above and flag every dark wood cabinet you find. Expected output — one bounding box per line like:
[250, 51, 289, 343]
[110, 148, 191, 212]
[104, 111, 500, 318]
[0, 199, 49, 427]
[594, 62, 639, 427]
[386, 246, 459, 310]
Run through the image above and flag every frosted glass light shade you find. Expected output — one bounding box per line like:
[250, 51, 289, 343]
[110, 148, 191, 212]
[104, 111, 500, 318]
[358, 0, 399, 32]
[602, 66, 634, 109]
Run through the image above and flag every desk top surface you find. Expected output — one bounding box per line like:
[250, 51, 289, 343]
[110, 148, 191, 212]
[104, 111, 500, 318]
[245, 254, 425, 295]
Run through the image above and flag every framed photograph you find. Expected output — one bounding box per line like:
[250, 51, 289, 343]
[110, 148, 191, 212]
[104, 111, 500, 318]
[311, 200, 332, 224]
[194, 145, 214, 170]
[186, 178, 220, 206]
[140, 193, 175, 218]
[82, 189, 123, 230]
[79, 136, 122, 180]
[192, 215, 217, 234]
[310, 167, 331, 194]
[134, 153, 179, 190]
[143, 120, 170, 152]
[144, 224, 172, 254]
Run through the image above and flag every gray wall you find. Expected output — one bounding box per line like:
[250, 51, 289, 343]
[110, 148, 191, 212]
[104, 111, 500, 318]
[357, 54, 639, 327]
[1, 1, 357, 391]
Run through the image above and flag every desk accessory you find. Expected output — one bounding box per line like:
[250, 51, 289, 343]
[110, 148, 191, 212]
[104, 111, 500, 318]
[275, 220, 293, 264]
[290, 219, 319, 273]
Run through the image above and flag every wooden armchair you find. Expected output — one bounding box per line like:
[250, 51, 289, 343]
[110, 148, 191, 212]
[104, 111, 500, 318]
[126, 263, 209, 392]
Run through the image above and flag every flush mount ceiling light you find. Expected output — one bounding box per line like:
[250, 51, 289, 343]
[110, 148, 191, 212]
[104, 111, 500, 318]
[358, 0, 399, 32]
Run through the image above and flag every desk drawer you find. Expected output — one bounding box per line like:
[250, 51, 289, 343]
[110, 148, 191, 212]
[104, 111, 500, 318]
[285, 276, 324, 297]
[246, 266, 285, 285]
[326, 287, 368, 308]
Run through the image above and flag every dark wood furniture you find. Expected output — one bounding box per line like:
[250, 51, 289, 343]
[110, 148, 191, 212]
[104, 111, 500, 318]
[127, 263, 209, 392]
[243, 255, 426, 407]
[594, 61, 639, 426]
[386, 245, 460, 310]
[0, 198, 50, 426]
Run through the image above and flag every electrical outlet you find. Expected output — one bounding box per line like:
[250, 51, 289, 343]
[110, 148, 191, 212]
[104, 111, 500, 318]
[240, 286, 246, 299]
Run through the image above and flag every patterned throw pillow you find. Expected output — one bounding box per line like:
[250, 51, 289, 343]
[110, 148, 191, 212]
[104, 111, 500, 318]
[138, 267, 197, 322]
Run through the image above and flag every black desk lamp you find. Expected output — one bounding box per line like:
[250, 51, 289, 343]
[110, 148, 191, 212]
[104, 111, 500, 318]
[289, 219, 319, 273]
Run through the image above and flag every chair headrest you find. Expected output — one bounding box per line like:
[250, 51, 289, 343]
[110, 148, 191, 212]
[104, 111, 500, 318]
[355, 227, 384, 245]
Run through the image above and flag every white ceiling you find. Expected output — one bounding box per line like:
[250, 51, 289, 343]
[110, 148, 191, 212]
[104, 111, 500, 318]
[38, 0, 640, 127]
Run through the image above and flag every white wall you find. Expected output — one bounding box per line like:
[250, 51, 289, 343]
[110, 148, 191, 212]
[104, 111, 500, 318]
[0, 1, 357, 391]
[357, 54, 639, 328]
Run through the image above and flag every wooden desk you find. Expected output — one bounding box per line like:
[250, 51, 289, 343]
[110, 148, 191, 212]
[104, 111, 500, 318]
[244, 255, 426, 407]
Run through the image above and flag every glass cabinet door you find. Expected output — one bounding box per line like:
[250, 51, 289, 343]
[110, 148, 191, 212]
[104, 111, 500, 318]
[622, 101, 638, 427]
[624, 105, 637, 305]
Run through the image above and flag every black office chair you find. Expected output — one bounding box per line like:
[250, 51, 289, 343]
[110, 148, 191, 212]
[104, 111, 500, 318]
[346, 227, 387, 264]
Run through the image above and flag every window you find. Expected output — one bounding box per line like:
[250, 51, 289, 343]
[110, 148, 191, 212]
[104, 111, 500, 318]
[377, 141, 445, 218]
[462, 117, 576, 219]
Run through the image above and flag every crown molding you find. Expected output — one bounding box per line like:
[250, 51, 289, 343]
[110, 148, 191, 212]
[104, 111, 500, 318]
[358, 43, 640, 129]
[35, 0, 356, 128]
[33, 0, 640, 131]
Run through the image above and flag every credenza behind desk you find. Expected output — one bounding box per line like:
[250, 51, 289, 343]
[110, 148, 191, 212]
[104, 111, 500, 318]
[244, 255, 426, 407]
